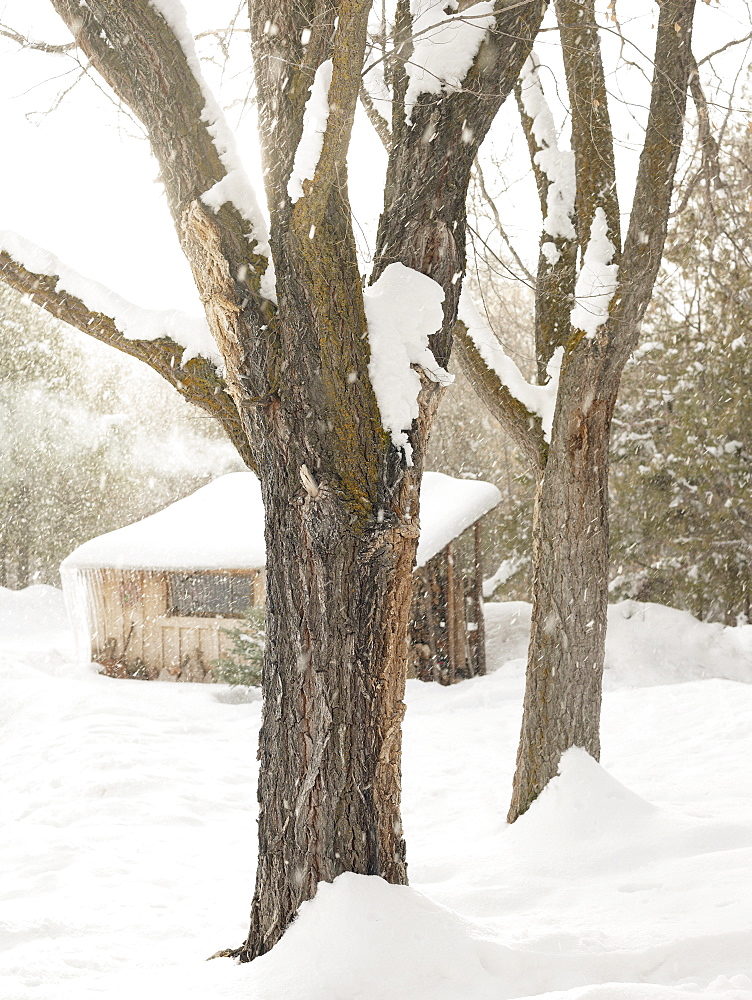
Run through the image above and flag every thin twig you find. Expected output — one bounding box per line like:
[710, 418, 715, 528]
[0, 24, 76, 54]
[472, 158, 536, 285]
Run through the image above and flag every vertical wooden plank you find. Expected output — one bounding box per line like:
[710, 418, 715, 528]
[472, 521, 487, 676]
[252, 569, 267, 607]
[106, 569, 125, 658]
[94, 569, 109, 659]
[161, 622, 180, 677]
[140, 571, 166, 678]
[178, 626, 187, 669]
[180, 625, 202, 678]
[86, 569, 106, 657]
[452, 552, 467, 679]
[199, 623, 215, 671]
[445, 542, 456, 682]
[123, 571, 144, 665]
[210, 623, 221, 663]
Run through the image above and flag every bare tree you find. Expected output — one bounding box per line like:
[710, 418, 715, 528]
[0, 0, 545, 958]
[454, 0, 697, 820]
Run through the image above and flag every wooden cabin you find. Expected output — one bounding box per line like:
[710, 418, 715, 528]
[61, 471, 501, 685]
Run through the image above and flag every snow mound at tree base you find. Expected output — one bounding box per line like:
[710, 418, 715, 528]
[246, 872, 506, 1000]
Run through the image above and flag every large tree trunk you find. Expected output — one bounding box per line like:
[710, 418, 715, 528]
[508, 391, 612, 822]
[503, 0, 695, 822]
[240, 468, 420, 958]
[21, 0, 543, 962]
[232, 131, 442, 952]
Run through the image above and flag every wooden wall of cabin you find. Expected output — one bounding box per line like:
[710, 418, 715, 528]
[409, 522, 486, 684]
[76, 526, 485, 688]
[80, 567, 264, 682]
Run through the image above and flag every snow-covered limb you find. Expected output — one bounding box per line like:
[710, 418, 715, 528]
[404, 0, 496, 122]
[483, 556, 525, 598]
[518, 53, 576, 243]
[0, 237, 255, 469]
[147, 0, 275, 301]
[570, 208, 619, 339]
[364, 263, 453, 465]
[0, 231, 219, 366]
[288, 60, 334, 204]
[458, 288, 562, 443]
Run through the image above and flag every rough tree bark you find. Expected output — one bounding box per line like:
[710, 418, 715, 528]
[1, 0, 545, 959]
[456, 0, 697, 821]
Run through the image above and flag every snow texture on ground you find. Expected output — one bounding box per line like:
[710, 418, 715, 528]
[1, 587, 751, 999]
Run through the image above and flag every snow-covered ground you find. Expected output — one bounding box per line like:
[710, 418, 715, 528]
[1, 586, 751, 1000]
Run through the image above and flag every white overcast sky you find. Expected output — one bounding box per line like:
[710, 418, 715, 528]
[0, 0, 749, 315]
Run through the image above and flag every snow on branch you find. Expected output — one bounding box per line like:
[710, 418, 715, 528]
[147, 0, 275, 300]
[570, 208, 619, 339]
[482, 556, 524, 598]
[458, 288, 562, 443]
[404, 0, 496, 122]
[364, 263, 453, 464]
[288, 60, 334, 204]
[0, 230, 220, 366]
[518, 53, 576, 253]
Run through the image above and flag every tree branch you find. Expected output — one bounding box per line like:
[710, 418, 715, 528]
[610, 0, 697, 378]
[452, 320, 547, 473]
[697, 30, 752, 66]
[291, 2, 372, 231]
[554, 0, 620, 254]
[472, 157, 536, 285]
[514, 55, 578, 378]
[0, 24, 76, 53]
[688, 53, 722, 202]
[249, 0, 331, 213]
[375, 0, 547, 369]
[0, 249, 256, 471]
[49, 0, 277, 406]
[360, 83, 392, 151]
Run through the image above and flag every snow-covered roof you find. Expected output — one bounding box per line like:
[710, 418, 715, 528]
[417, 472, 500, 566]
[61, 471, 501, 573]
